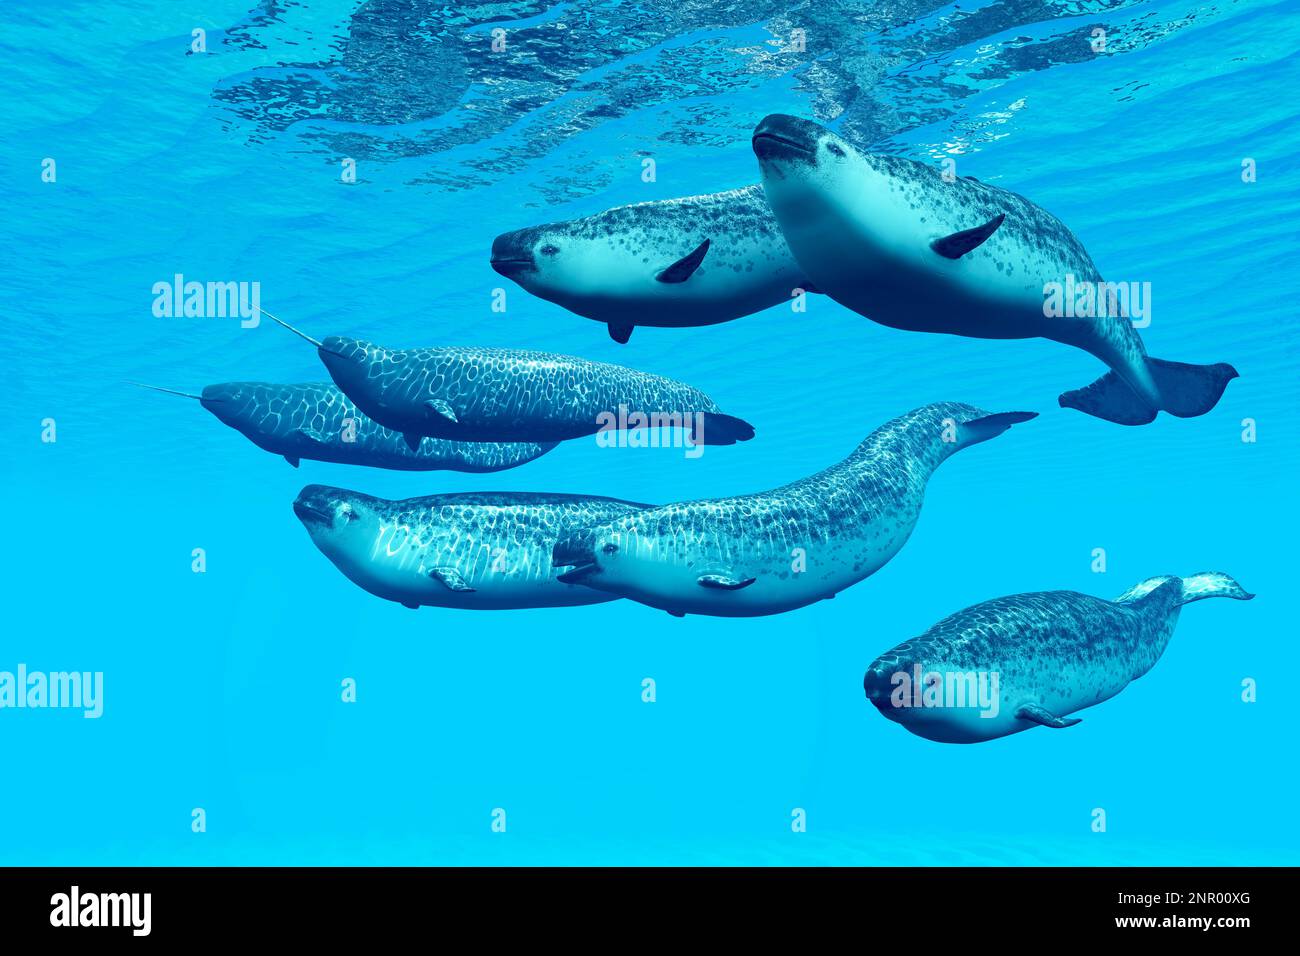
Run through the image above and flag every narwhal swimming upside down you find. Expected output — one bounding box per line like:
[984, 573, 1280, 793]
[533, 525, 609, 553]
[752, 114, 1239, 425]
[864, 572, 1254, 743]
[551, 403, 1035, 617]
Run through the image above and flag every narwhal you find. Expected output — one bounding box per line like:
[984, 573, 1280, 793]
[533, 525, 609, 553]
[551, 402, 1035, 617]
[294, 484, 651, 610]
[133, 381, 556, 472]
[863, 571, 1254, 743]
[752, 114, 1239, 425]
[267, 316, 755, 449]
[490, 185, 814, 344]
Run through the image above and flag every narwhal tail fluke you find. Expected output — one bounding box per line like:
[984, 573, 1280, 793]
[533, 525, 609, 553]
[696, 412, 756, 445]
[1059, 359, 1238, 425]
[958, 410, 1038, 447]
[1115, 571, 1255, 608]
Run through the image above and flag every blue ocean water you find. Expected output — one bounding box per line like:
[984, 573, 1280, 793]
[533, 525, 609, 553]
[2, 0, 1296, 865]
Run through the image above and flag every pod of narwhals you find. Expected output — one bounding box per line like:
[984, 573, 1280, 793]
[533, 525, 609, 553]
[143, 114, 1250, 743]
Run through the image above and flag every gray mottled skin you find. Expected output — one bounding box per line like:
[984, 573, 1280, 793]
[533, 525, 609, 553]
[317, 337, 754, 445]
[864, 571, 1254, 743]
[198, 381, 556, 471]
[490, 185, 810, 341]
[753, 114, 1237, 423]
[294, 484, 651, 610]
[551, 402, 1035, 618]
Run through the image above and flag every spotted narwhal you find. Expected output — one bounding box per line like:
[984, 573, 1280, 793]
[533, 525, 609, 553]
[268, 316, 755, 449]
[753, 114, 1239, 425]
[293, 484, 651, 610]
[490, 185, 815, 343]
[551, 403, 1035, 617]
[133, 381, 556, 472]
[864, 572, 1254, 743]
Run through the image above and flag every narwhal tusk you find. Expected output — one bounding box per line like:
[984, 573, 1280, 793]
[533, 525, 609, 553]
[127, 381, 202, 400]
[261, 309, 323, 348]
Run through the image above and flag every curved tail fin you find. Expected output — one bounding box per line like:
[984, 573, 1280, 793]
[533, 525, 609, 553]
[696, 412, 756, 445]
[1115, 571, 1254, 607]
[957, 410, 1038, 448]
[1059, 358, 1238, 425]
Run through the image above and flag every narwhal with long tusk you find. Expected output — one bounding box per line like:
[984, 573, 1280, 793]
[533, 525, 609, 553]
[490, 185, 815, 344]
[752, 114, 1239, 425]
[294, 484, 652, 610]
[550, 402, 1035, 617]
[131, 381, 557, 472]
[864, 572, 1254, 743]
[266, 313, 756, 450]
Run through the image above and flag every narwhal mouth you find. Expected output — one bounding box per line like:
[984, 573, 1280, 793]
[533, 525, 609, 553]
[863, 664, 894, 706]
[489, 256, 536, 278]
[552, 537, 599, 584]
[556, 563, 598, 585]
[292, 499, 334, 527]
[490, 229, 540, 277]
[751, 131, 815, 161]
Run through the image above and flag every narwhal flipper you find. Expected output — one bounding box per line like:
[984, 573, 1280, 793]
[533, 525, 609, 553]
[697, 572, 755, 590]
[656, 238, 710, 282]
[1059, 359, 1238, 425]
[608, 323, 634, 344]
[930, 213, 1004, 259]
[425, 399, 458, 424]
[1014, 703, 1081, 729]
[430, 567, 476, 593]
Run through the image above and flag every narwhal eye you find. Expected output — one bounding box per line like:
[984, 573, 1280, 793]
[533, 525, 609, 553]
[601, 542, 619, 555]
[826, 142, 846, 158]
[540, 244, 560, 257]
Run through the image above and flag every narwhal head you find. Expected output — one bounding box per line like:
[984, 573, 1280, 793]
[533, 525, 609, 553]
[261, 313, 391, 416]
[132, 380, 283, 442]
[491, 222, 605, 304]
[753, 113, 922, 271]
[864, 639, 1009, 744]
[131, 380, 262, 433]
[197, 381, 261, 432]
[753, 114, 872, 209]
[552, 514, 722, 610]
[492, 213, 698, 318]
[293, 484, 386, 558]
[550, 511, 664, 596]
[314, 334, 389, 410]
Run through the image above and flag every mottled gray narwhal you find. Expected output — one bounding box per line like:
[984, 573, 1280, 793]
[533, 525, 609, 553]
[268, 316, 755, 449]
[133, 381, 555, 472]
[753, 114, 1238, 425]
[864, 572, 1254, 743]
[552, 402, 1035, 617]
[491, 186, 814, 343]
[294, 484, 650, 610]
